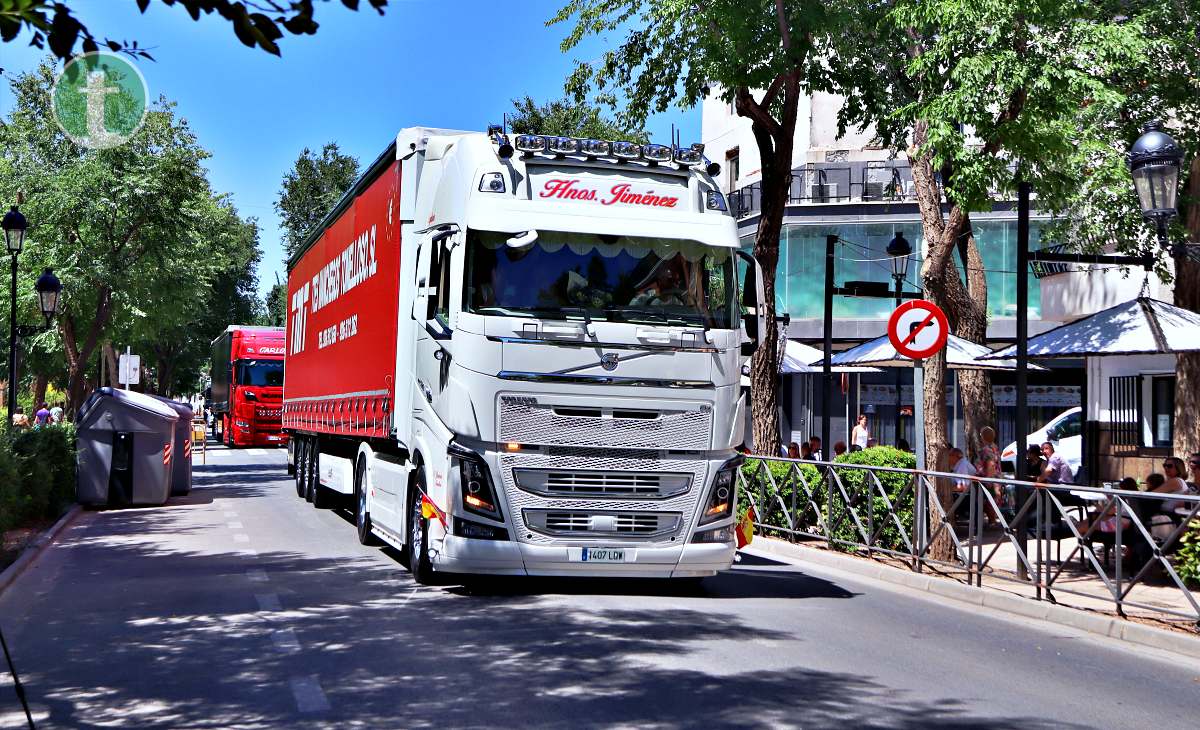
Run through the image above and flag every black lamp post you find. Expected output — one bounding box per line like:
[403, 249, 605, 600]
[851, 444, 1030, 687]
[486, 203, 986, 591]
[887, 231, 912, 445]
[1128, 119, 1184, 258]
[0, 204, 62, 431]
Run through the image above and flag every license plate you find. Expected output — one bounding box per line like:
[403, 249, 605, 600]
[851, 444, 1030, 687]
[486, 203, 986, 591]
[575, 547, 630, 563]
[267, 436, 281, 441]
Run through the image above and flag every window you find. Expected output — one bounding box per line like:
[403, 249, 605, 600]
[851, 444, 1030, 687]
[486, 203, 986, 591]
[235, 359, 284, 387]
[1109, 375, 1141, 447]
[1151, 376, 1175, 447]
[426, 239, 451, 324]
[726, 148, 740, 192]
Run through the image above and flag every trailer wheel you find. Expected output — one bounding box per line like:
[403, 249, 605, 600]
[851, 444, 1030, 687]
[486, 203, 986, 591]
[294, 439, 307, 498]
[354, 456, 377, 545]
[311, 449, 333, 509]
[303, 441, 316, 503]
[407, 469, 434, 584]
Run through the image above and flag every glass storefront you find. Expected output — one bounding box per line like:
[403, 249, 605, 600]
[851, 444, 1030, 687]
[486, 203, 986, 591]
[745, 218, 1045, 321]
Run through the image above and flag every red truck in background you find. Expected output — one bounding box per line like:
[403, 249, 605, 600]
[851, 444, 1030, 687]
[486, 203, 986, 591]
[210, 326, 288, 447]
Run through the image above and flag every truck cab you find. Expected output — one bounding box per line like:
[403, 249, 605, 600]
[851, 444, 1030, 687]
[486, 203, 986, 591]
[211, 326, 288, 447]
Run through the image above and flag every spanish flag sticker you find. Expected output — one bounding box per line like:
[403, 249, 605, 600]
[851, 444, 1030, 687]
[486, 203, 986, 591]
[736, 506, 756, 549]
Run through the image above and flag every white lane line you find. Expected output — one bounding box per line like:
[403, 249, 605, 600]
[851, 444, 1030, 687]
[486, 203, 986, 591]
[272, 628, 301, 654]
[247, 448, 267, 457]
[290, 676, 331, 713]
[223, 511, 238, 518]
[233, 534, 250, 543]
[227, 521, 244, 529]
[246, 569, 269, 583]
[255, 593, 282, 612]
[239, 548, 259, 558]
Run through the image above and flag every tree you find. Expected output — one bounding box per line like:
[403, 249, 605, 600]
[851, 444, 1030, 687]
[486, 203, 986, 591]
[829, 2, 1147, 555]
[1038, 2, 1200, 459]
[553, 0, 839, 457]
[275, 142, 359, 259]
[0, 0, 387, 60]
[263, 280, 287, 327]
[0, 62, 245, 412]
[508, 95, 645, 141]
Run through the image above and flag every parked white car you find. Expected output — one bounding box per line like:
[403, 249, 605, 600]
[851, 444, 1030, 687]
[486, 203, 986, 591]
[1001, 407, 1083, 477]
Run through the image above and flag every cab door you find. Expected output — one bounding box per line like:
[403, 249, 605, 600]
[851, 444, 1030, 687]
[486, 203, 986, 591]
[413, 229, 455, 419]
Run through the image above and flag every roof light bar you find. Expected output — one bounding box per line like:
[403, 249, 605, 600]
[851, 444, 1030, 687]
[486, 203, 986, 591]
[673, 146, 703, 165]
[612, 141, 642, 160]
[515, 135, 547, 153]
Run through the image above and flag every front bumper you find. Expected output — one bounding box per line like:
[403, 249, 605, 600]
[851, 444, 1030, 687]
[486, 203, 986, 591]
[231, 425, 288, 446]
[436, 535, 735, 578]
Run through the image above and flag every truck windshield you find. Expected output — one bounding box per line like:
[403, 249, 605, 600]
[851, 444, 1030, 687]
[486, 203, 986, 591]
[235, 359, 284, 387]
[464, 230, 736, 328]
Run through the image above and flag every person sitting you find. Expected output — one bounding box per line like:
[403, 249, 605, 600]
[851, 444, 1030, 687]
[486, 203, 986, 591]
[948, 448, 976, 493]
[1039, 442, 1074, 484]
[799, 442, 812, 460]
[808, 436, 823, 461]
[1075, 477, 1136, 534]
[1023, 444, 1046, 481]
[1151, 460, 1192, 512]
[896, 438, 911, 452]
[866, 437, 877, 448]
[849, 444, 862, 453]
[833, 441, 847, 457]
[786, 441, 801, 460]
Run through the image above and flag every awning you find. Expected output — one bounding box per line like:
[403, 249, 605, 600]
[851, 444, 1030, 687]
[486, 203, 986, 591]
[819, 334, 1044, 371]
[984, 297, 1200, 359]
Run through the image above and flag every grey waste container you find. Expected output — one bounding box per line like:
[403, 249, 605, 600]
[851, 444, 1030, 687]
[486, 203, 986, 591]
[76, 388, 179, 507]
[152, 396, 194, 496]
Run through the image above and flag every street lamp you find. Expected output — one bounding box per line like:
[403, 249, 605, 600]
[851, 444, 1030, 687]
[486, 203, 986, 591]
[35, 269, 61, 325]
[886, 231, 912, 445]
[1128, 119, 1184, 257]
[1, 207, 26, 255]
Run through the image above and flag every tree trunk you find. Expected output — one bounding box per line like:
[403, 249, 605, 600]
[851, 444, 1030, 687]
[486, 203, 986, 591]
[952, 225, 996, 464]
[62, 288, 113, 416]
[32, 374, 47, 410]
[102, 342, 118, 388]
[1176, 156, 1200, 458]
[909, 122, 971, 562]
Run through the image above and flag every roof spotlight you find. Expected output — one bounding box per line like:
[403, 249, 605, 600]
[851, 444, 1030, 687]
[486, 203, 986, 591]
[612, 141, 642, 160]
[548, 136, 581, 155]
[515, 135, 547, 153]
[581, 139, 611, 157]
[643, 143, 672, 162]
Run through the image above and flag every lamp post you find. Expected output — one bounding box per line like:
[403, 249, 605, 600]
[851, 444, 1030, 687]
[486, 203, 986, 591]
[1128, 120, 1184, 258]
[887, 231, 912, 445]
[2, 206, 26, 430]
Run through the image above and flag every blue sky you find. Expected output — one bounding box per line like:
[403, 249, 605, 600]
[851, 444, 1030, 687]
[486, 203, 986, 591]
[0, 0, 700, 299]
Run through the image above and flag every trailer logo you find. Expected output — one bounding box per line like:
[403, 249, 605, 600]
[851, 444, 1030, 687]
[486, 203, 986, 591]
[539, 179, 680, 208]
[600, 353, 620, 371]
[290, 282, 310, 355]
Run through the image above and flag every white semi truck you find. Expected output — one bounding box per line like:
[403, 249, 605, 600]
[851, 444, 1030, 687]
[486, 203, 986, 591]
[283, 126, 763, 582]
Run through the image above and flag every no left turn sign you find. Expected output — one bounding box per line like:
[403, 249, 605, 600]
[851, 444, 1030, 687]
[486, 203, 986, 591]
[887, 300, 949, 360]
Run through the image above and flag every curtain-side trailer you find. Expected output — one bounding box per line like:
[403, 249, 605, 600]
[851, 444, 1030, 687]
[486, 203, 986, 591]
[284, 126, 764, 582]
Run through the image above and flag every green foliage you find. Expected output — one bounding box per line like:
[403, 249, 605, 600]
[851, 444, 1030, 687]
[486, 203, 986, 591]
[738, 447, 918, 553]
[1178, 521, 1200, 589]
[0, 0, 388, 60]
[262, 282, 288, 327]
[276, 142, 360, 259]
[0, 424, 76, 534]
[508, 96, 646, 142]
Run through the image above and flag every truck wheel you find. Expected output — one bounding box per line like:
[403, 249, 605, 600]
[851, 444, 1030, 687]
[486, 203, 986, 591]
[354, 457, 377, 545]
[407, 471, 434, 584]
[303, 442, 316, 503]
[294, 439, 307, 498]
[223, 417, 232, 448]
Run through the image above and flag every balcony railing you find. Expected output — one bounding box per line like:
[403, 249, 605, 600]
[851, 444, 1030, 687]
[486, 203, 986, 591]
[730, 160, 917, 218]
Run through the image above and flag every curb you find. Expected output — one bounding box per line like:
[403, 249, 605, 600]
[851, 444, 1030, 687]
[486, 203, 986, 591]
[747, 536, 1200, 661]
[0, 504, 82, 598]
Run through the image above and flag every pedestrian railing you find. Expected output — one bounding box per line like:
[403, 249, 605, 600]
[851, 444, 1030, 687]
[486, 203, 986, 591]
[738, 456, 1200, 624]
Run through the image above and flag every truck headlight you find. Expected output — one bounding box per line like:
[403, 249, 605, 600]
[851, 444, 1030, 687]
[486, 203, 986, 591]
[691, 525, 734, 544]
[699, 455, 742, 525]
[449, 444, 503, 521]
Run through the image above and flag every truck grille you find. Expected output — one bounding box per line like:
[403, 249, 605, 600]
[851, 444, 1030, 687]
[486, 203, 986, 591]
[498, 396, 711, 450]
[256, 407, 282, 419]
[523, 510, 682, 539]
[513, 469, 690, 499]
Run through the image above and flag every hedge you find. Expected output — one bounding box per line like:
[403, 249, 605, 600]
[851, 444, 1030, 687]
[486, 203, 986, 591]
[0, 424, 77, 534]
[738, 446, 917, 552]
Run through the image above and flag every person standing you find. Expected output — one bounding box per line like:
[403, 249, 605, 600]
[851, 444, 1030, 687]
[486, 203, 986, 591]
[34, 402, 50, 428]
[851, 414, 870, 451]
[977, 427, 1000, 471]
[49, 401, 63, 424]
[808, 436, 823, 461]
[11, 406, 29, 431]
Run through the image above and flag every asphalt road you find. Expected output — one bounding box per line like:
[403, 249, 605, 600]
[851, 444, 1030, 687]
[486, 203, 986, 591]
[0, 444, 1196, 729]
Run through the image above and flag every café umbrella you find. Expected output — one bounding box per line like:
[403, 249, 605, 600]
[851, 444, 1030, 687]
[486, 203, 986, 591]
[983, 297, 1200, 359]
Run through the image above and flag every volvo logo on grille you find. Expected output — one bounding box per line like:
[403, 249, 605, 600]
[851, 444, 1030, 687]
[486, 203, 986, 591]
[600, 353, 619, 371]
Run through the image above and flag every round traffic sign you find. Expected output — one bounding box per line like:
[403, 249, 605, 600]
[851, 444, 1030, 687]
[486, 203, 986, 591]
[887, 300, 949, 360]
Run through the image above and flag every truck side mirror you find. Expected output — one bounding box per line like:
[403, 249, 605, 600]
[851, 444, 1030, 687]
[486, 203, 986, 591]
[736, 251, 765, 357]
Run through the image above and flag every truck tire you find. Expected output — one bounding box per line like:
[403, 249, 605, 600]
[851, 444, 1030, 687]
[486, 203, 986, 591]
[223, 417, 232, 448]
[354, 456, 377, 545]
[407, 470, 434, 584]
[303, 441, 316, 503]
[294, 439, 307, 498]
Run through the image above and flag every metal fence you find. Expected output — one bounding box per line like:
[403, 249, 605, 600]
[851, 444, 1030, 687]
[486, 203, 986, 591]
[738, 456, 1200, 624]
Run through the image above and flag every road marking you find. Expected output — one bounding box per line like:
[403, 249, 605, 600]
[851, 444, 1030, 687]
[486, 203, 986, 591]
[290, 676, 330, 714]
[246, 569, 269, 583]
[233, 534, 250, 543]
[272, 628, 301, 654]
[239, 548, 258, 558]
[223, 511, 238, 518]
[227, 521, 244, 529]
[247, 448, 267, 457]
[255, 593, 282, 612]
